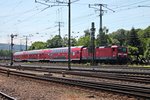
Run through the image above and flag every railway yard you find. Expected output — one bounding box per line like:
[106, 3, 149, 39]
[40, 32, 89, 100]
[0, 0, 150, 99]
[0, 62, 149, 100]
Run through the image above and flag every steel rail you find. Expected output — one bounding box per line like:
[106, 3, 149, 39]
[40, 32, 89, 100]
[0, 65, 150, 84]
[0, 68, 150, 99]
[28, 68, 150, 84]
[1, 64, 150, 76]
[17, 65, 150, 75]
[0, 91, 16, 100]
[45, 70, 150, 84]
[3, 62, 150, 70]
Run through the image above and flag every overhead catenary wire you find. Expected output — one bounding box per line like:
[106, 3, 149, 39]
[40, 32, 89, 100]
[1, 0, 150, 45]
[112, 0, 150, 9]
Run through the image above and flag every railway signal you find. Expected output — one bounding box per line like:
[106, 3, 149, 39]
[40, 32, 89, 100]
[10, 34, 17, 66]
[90, 22, 96, 66]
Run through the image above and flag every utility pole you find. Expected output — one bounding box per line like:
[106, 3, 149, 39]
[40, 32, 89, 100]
[23, 34, 33, 51]
[25, 36, 28, 51]
[35, 0, 79, 70]
[23, 36, 28, 51]
[68, 0, 71, 70]
[99, 4, 103, 34]
[55, 21, 64, 36]
[55, 8, 64, 37]
[89, 4, 115, 31]
[20, 39, 22, 51]
[89, 4, 114, 46]
[10, 34, 17, 66]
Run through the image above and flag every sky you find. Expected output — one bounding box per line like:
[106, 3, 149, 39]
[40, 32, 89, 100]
[0, 0, 150, 45]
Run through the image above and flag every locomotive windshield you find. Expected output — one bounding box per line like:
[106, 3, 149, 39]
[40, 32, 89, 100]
[118, 47, 127, 53]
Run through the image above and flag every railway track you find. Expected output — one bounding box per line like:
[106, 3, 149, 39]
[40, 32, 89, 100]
[1, 63, 150, 75]
[5, 62, 150, 69]
[1, 64, 150, 84]
[16, 66, 150, 84]
[0, 67, 150, 99]
[45, 70, 150, 84]
[0, 91, 16, 100]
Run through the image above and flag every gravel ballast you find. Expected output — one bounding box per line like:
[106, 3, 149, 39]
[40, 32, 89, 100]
[0, 74, 138, 100]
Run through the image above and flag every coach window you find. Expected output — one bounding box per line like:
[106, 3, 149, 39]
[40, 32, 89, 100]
[72, 52, 75, 56]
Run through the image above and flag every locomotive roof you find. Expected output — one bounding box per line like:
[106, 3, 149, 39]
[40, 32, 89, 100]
[98, 45, 119, 48]
[13, 51, 24, 55]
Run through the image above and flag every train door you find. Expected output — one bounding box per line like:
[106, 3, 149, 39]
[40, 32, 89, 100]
[112, 47, 117, 57]
[80, 46, 87, 62]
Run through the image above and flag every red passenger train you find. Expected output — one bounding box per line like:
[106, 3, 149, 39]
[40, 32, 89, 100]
[13, 45, 128, 64]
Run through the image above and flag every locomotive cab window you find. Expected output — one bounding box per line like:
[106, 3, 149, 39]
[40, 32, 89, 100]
[122, 48, 127, 53]
[118, 47, 127, 53]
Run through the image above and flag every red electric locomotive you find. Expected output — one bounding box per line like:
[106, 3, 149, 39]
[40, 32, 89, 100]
[13, 45, 128, 64]
[95, 45, 128, 64]
[80, 45, 128, 64]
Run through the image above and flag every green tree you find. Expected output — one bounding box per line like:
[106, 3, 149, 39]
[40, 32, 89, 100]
[77, 35, 90, 46]
[144, 47, 150, 60]
[109, 29, 129, 46]
[62, 36, 68, 47]
[96, 27, 109, 46]
[77, 29, 90, 47]
[128, 27, 141, 47]
[47, 35, 63, 48]
[60, 36, 77, 47]
[71, 37, 77, 46]
[111, 38, 120, 45]
[128, 45, 138, 55]
[0, 50, 11, 57]
[29, 41, 47, 50]
[138, 26, 150, 54]
[128, 27, 143, 55]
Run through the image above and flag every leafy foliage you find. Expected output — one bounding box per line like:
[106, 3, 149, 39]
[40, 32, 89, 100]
[47, 35, 63, 48]
[128, 27, 141, 47]
[77, 36, 90, 47]
[29, 41, 46, 50]
[71, 37, 77, 46]
[0, 50, 11, 57]
[144, 48, 150, 59]
[109, 29, 129, 46]
[96, 27, 108, 46]
[77, 29, 90, 47]
[128, 45, 138, 55]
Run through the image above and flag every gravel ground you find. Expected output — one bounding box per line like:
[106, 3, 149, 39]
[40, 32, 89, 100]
[0, 73, 138, 100]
